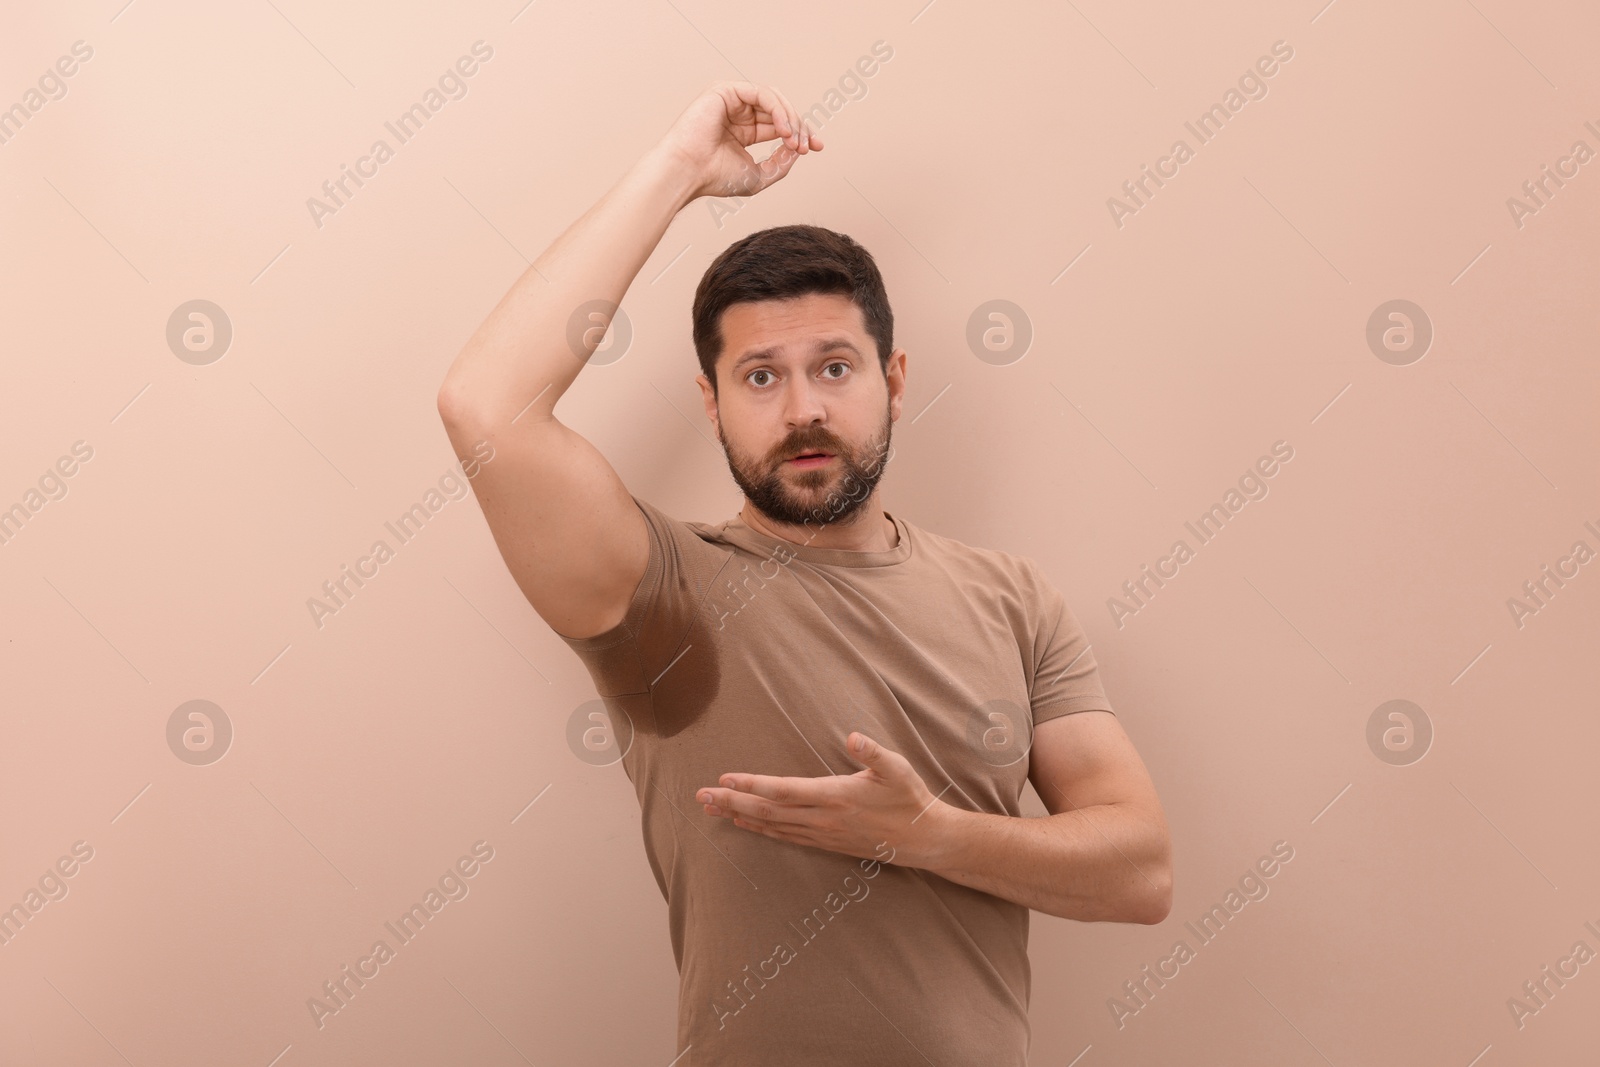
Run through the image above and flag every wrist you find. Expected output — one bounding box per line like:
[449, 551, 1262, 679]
[904, 798, 967, 872]
[633, 141, 703, 212]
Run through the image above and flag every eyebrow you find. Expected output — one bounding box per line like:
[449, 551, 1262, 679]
[730, 338, 862, 374]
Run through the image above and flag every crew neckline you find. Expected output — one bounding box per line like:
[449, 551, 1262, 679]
[713, 509, 913, 569]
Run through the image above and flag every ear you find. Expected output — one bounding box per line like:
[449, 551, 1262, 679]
[695, 372, 720, 434]
[885, 347, 908, 422]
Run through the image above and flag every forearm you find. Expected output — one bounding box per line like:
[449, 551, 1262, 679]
[438, 145, 700, 428]
[914, 802, 1172, 923]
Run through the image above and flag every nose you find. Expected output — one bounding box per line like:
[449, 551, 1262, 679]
[781, 374, 827, 429]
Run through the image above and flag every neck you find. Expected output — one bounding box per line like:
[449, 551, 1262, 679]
[739, 495, 898, 553]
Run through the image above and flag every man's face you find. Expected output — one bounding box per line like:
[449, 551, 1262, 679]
[697, 292, 905, 530]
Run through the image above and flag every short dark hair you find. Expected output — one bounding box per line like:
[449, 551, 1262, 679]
[692, 224, 894, 396]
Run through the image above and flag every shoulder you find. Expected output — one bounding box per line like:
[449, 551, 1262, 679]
[631, 495, 734, 549]
[906, 519, 1047, 597]
[627, 495, 745, 600]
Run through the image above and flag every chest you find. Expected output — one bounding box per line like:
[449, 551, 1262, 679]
[641, 565, 1038, 814]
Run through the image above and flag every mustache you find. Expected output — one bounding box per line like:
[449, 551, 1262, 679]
[772, 428, 846, 461]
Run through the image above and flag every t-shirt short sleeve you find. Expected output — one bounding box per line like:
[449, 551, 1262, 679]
[1025, 559, 1115, 725]
[556, 495, 730, 696]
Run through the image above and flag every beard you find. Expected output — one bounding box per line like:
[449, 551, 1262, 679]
[718, 402, 894, 530]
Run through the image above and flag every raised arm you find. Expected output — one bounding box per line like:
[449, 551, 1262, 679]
[435, 82, 822, 639]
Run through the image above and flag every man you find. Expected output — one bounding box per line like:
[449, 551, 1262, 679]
[437, 81, 1172, 1066]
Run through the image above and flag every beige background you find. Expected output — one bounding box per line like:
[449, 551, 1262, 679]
[3, 0, 1598, 1064]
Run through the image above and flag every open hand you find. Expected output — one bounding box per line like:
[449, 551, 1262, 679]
[696, 732, 947, 868]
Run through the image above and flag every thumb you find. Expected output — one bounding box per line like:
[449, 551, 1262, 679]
[750, 141, 800, 193]
[849, 731, 890, 767]
[849, 732, 918, 787]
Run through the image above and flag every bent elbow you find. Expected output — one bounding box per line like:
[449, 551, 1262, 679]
[436, 378, 475, 428]
[1134, 879, 1173, 925]
[1131, 838, 1174, 924]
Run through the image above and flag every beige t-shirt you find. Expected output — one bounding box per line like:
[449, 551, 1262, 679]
[559, 496, 1114, 1066]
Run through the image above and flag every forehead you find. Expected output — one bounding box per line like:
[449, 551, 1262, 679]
[718, 292, 867, 354]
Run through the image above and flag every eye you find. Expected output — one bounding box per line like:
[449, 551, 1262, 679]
[747, 369, 774, 387]
[822, 361, 849, 379]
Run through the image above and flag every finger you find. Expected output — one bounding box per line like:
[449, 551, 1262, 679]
[715, 82, 782, 147]
[701, 799, 777, 821]
[771, 87, 804, 152]
[701, 787, 815, 825]
[775, 92, 821, 152]
[761, 84, 797, 146]
[780, 92, 816, 155]
[731, 814, 822, 846]
[715, 773, 830, 806]
[730, 81, 792, 143]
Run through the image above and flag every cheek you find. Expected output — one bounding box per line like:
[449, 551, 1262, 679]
[724, 422, 775, 462]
